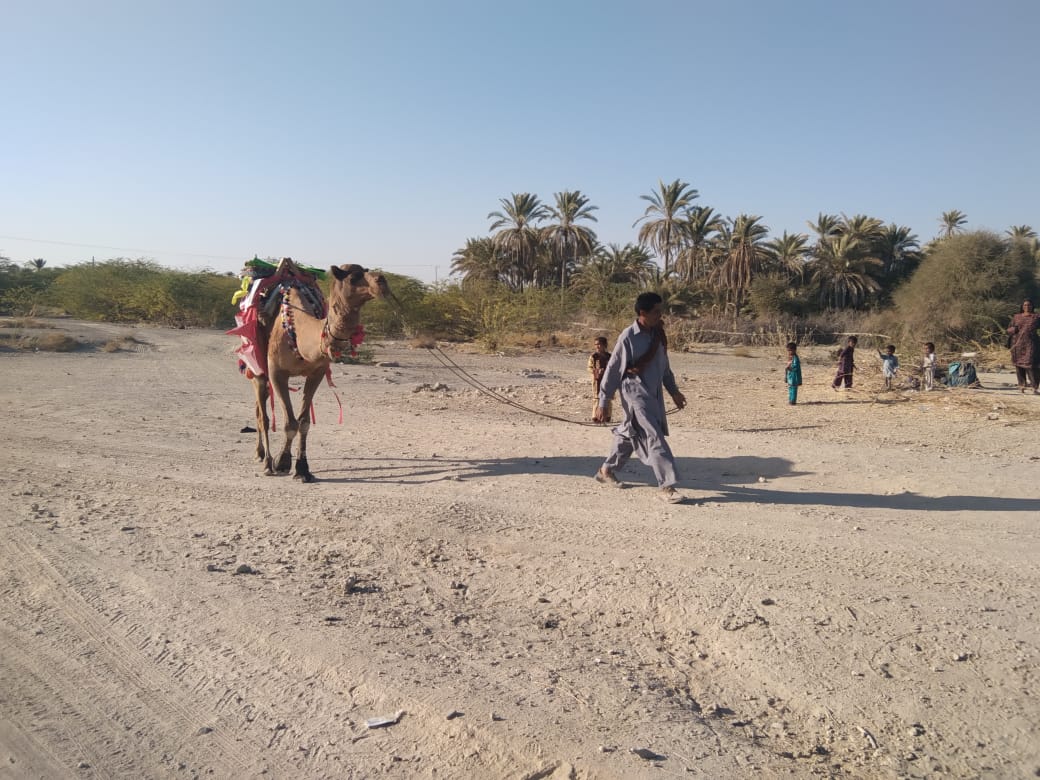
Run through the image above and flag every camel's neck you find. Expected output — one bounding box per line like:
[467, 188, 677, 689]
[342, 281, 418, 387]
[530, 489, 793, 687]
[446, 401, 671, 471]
[327, 301, 363, 338]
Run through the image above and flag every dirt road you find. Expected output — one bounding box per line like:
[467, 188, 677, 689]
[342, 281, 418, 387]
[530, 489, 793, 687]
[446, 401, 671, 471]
[2, 320, 1038, 778]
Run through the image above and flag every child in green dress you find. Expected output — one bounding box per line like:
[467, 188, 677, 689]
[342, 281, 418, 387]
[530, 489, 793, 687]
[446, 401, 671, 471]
[786, 342, 802, 405]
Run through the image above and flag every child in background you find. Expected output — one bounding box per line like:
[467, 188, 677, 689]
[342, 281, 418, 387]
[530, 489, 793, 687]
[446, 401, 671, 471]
[786, 342, 802, 405]
[877, 344, 899, 391]
[588, 336, 613, 422]
[922, 342, 937, 391]
[832, 336, 858, 390]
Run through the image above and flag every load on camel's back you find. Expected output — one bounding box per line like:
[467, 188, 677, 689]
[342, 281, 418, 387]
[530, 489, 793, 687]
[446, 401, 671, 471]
[227, 257, 390, 482]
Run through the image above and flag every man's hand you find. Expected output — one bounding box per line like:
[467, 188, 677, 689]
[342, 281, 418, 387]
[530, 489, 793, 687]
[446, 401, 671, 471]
[671, 391, 687, 410]
[593, 405, 608, 422]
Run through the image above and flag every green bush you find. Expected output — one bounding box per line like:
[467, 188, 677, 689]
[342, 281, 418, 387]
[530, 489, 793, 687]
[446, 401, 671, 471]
[747, 274, 809, 318]
[0, 285, 45, 316]
[50, 260, 239, 327]
[362, 272, 446, 339]
[882, 231, 1039, 349]
[0, 262, 62, 315]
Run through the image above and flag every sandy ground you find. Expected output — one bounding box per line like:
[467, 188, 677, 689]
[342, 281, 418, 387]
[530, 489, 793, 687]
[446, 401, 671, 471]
[1, 318, 1039, 779]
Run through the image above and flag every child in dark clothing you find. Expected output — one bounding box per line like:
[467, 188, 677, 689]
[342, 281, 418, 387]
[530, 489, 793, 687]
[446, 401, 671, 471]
[832, 336, 858, 390]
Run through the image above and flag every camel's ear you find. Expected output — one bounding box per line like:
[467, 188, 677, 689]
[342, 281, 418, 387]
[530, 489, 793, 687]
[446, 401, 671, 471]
[330, 264, 367, 283]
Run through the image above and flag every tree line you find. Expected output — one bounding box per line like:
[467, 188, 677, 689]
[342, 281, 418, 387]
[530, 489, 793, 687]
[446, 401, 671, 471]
[451, 180, 1040, 321]
[2, 182, 1037, 352]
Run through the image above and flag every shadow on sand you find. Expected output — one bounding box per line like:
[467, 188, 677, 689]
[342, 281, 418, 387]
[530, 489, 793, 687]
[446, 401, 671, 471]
[313, 454, 1040, 513]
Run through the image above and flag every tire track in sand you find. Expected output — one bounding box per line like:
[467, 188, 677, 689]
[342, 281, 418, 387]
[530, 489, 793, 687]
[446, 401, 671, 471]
[0, 525, 277, 778]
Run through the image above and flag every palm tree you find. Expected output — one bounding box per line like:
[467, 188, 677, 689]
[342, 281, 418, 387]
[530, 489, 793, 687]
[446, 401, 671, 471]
[709, 215, 771, 312]
[675, 206, 725, 282]
[623, 264, 692, 315]
[939, 210, 968, 238]
[28, 258, 47, 271]
[809, 234, 882, 309]
[764, 231, 810, 280]
[837, 214, 884, 243]
[543, 190, 598, 289]
[572, 243, 655, 291]
[487, 193, 549, 290]
[1006, 225, 1040, 264]
[634, 179, 699, 275]
[451, 237, 502, 285]
[1006, 225, 1037, 240]
[806, 213, 842, 243]
[875, 223, 922, 279]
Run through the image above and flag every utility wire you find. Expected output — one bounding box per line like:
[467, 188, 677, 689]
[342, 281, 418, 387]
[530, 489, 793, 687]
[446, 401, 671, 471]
[0, 234, 438, 270]
[0, 235, 243, 262]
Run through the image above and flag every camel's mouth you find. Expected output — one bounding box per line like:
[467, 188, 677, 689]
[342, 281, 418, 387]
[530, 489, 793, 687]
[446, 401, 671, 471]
[367, 273, 391, 299]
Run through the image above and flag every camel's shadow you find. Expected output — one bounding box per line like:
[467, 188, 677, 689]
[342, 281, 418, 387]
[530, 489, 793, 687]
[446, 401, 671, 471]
[312, 454, 1040, 513]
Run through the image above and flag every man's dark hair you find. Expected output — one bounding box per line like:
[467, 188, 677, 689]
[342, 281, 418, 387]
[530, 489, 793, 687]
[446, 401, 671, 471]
[635, 292, 663, 315]
[786, 341, 798, 351]
[595, 336, 608, 345]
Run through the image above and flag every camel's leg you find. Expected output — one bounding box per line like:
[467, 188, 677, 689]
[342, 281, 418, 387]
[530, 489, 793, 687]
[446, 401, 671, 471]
[252, 375, 275, 474]
[270, 369, 299, 475]
[292, 370, 326, 483]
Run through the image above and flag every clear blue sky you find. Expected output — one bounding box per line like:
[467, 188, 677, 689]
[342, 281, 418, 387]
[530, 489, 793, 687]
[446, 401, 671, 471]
[2, 1, 1038, 283]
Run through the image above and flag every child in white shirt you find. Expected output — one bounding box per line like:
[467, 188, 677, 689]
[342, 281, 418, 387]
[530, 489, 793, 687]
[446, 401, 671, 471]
[922, 342, 937, 391]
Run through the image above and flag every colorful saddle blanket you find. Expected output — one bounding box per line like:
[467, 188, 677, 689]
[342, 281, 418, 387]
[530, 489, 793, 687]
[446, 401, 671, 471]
[226, 258, 326, 378]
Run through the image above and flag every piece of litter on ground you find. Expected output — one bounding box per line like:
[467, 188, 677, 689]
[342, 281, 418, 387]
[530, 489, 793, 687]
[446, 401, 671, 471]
[858, 726, 879, 749]
[445, 710, 463, 720]
[630, 747, 666, 761]
[365, 710, 405, 729]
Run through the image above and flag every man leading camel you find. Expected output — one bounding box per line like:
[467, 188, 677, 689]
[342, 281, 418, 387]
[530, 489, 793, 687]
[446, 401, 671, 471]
[593, 292, 687, 503]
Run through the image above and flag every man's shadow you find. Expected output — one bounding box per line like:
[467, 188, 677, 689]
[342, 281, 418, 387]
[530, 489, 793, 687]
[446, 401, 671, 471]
[314, 454, 1040, 513]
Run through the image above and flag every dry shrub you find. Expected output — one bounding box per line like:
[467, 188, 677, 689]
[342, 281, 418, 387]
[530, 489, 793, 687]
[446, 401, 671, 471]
[0, 331, 83, 351]
[0, 318, 53, 329]
[669, 312, 858, 350]
[101, 335, 147, 353]
[545, 332, 589, 351]
[410, 333, 438, 350]
[489, 330, 581, 352]
[36, 333, 82, 352]
[957, 341, 1011, 371]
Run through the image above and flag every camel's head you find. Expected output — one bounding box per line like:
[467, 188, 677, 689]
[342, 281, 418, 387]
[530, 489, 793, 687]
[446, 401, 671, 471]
[329, 264, 391, 308]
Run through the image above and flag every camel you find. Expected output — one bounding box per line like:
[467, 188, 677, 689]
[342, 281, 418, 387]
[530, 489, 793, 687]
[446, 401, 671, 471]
[249, 261, 390, 482]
